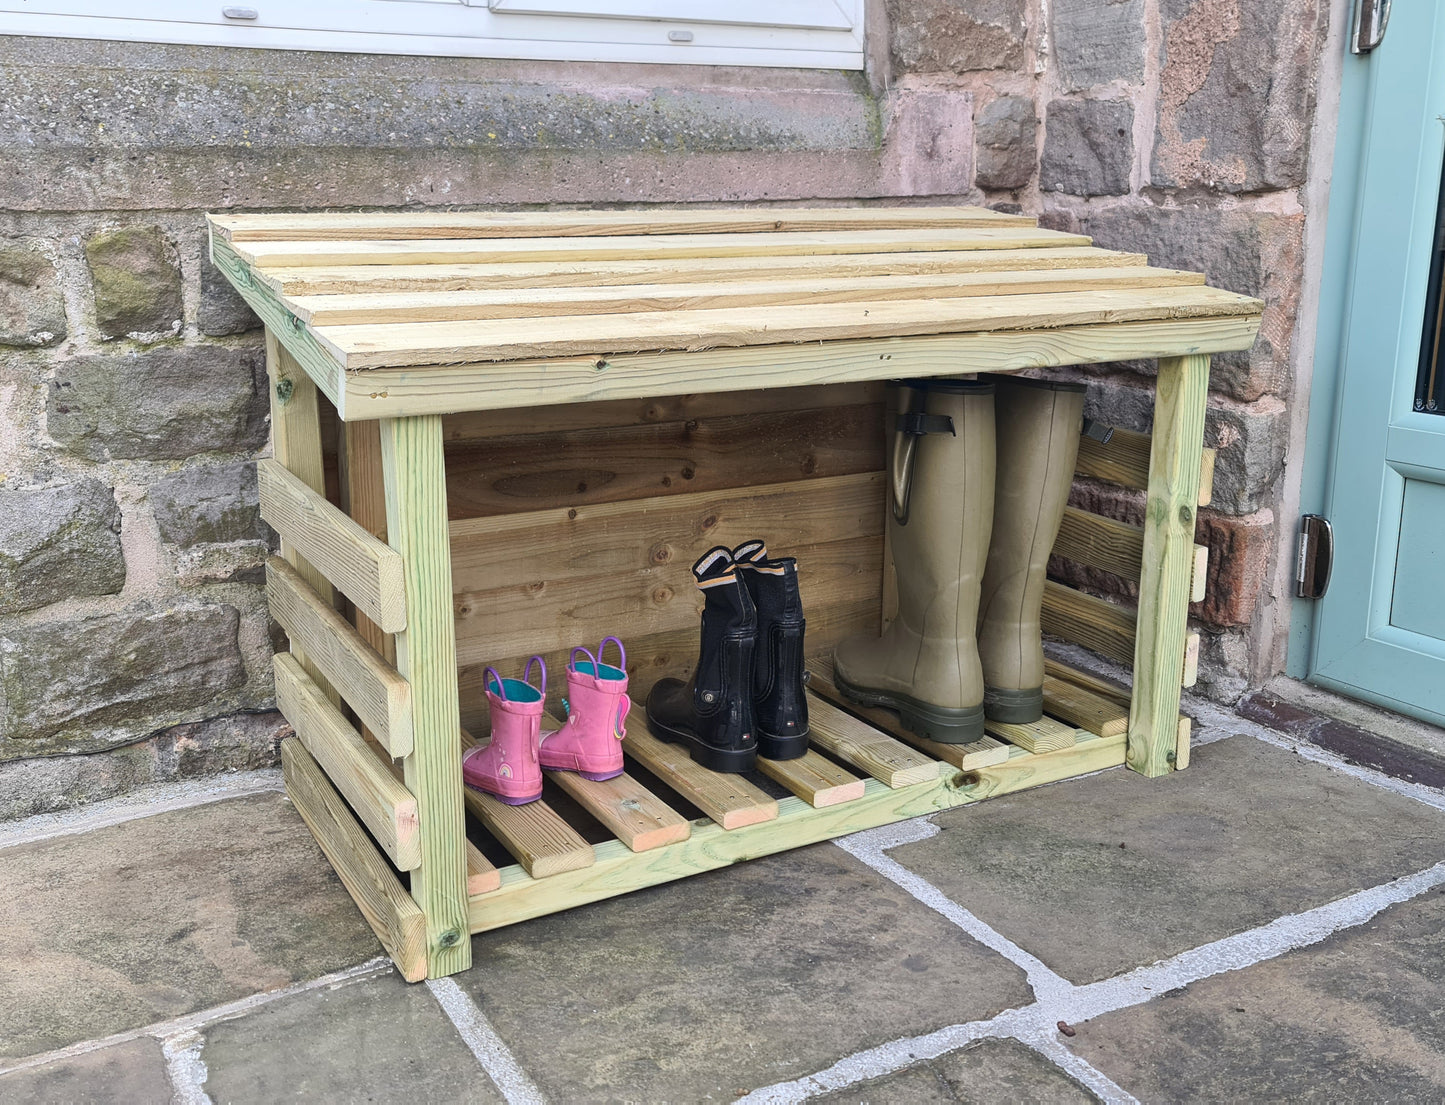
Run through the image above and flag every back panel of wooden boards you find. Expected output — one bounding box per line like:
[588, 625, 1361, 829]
[442, 382, 887, 733]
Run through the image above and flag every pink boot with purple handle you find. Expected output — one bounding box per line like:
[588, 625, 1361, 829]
[540, 637, 631, 781]
[462, 658, 545, 805]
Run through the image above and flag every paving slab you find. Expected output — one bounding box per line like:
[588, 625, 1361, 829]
[0, 793, 378, 1061]
[0, 1037, 171, 1103]
[819, 1037, 1098, 1103]
[200, 969, 501, 1104]
[1068, 889, 1445, 1101]
[888, 735, 1445, 984]
[458, 842, 1033, 1103]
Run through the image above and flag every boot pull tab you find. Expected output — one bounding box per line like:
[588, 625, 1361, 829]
[483, 666, 506, 700]
[598, 635, 627, 674]
[570, 645, 598, 676]
[891, 410, 954, 526]
[523, 655, 547, 697]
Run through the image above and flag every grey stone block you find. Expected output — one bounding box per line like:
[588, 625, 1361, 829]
[199, 252, 260, 336]
[1077, 370, 1286, 516]
[1077, 206, 1304, 401]
[821, 1038, 1099, 1102]
[0, 1038, 172, 1104]
[0, 792, 378, 1061]
[0, 478, 125, 614]
[458, 843, 1032, 1100]
[48, 344, 268, 461]
[1153, 0, 1319, 192]
[0, 601, 247, 751]
[0, 241, 66, 347]
[1070, 892, 1445, 1100]
[975, 95, 1038, 190]
[84, 225, 183, 339]
[150, 461, 264, 548]
[1041, 99, 1134, 196]
[1053, 0, 1147, 91]
[888, 0, 1028, 74]
[888, 736, 1445, 985]
[0, 710, 285, 820]
[201, 971, 503, 1104]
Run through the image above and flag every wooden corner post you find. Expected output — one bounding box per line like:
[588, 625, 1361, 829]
[380, 414, 472, 976]
[1129, 353, 1209, 777]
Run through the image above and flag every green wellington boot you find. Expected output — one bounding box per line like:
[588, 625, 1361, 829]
[833, 379, 996, 743]
[976, 377, 1086, 723]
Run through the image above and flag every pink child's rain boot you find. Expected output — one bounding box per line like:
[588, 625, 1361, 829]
[540, 637, 631, 781]
[462, 657, 545, 805]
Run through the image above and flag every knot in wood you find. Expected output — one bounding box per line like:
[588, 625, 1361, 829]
[275, 377, 294, 403]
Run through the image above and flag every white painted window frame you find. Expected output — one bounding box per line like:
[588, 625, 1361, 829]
[0, 0, 866, 69]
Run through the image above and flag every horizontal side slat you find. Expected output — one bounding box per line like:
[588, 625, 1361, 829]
[267, 556, 414, 757]
[280, 739, 428, 982]
[1041, 580, 1137, 668]
[1053, 506, 1209, 591]
[1043, 657, 1132, 706]
[805, 696, 943, 788]
[288, 267, 1207, 327]
[317, 286, 1263, 371]
[274, 653, 421, 871]
[1041, 580, 1199, 687]
[1076, 427, 1216, 509]
[214, 205, 1036, 241]
[259, 458, 407, 633]
[258, 248, 1153, 297]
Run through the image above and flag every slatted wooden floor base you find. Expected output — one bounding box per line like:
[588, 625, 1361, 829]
[458, 657, 1138, 934]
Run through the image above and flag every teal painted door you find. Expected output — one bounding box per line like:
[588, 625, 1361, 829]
[1311, 1, 1445, 724]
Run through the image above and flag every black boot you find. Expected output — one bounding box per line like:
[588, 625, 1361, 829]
[732, 540, 810, 760]
[645, 546, 758, 774]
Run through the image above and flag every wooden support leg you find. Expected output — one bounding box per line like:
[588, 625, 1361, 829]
[1129, 354, 1208, 777]
[380, 414, 471, 977]
[267, 329, 340, 704]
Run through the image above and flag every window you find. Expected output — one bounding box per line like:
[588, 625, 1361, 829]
[0, 0, 866, 69]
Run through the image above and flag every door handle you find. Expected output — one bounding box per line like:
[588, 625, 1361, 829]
[1350, 0, 1391, 54]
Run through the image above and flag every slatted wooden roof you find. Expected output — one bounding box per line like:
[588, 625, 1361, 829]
[207, 205, 1263, 419]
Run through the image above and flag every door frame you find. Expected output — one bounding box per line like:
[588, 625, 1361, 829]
[1289, 1, 1445, 726]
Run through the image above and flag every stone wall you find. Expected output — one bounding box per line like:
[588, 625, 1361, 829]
[0, 0, 1330, 812]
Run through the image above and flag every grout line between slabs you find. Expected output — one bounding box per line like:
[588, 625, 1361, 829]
[0, 957, 391, 1080]
[160, 1029, 212, 1105]
[426, 978, 546, 1105]
[741, 822, 1445, 1103]
[0, 771, 286, 850]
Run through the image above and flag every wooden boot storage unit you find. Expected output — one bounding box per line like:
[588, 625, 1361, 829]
[208, 206, 1263, 981]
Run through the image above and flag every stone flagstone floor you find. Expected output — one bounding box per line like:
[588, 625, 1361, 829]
[2, 684, 1445, 1104]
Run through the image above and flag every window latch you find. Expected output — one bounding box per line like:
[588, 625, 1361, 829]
[222, 7, 260, 19]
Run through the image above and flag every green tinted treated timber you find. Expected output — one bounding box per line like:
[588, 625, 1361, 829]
[281, 739, 428, 982]
[1130, 354, 1209, 777]
[467, 732, 1126, 932]
[381, 414, 470, 977]
[219, 239, 345, 408]
[266, 330, 340, 706]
